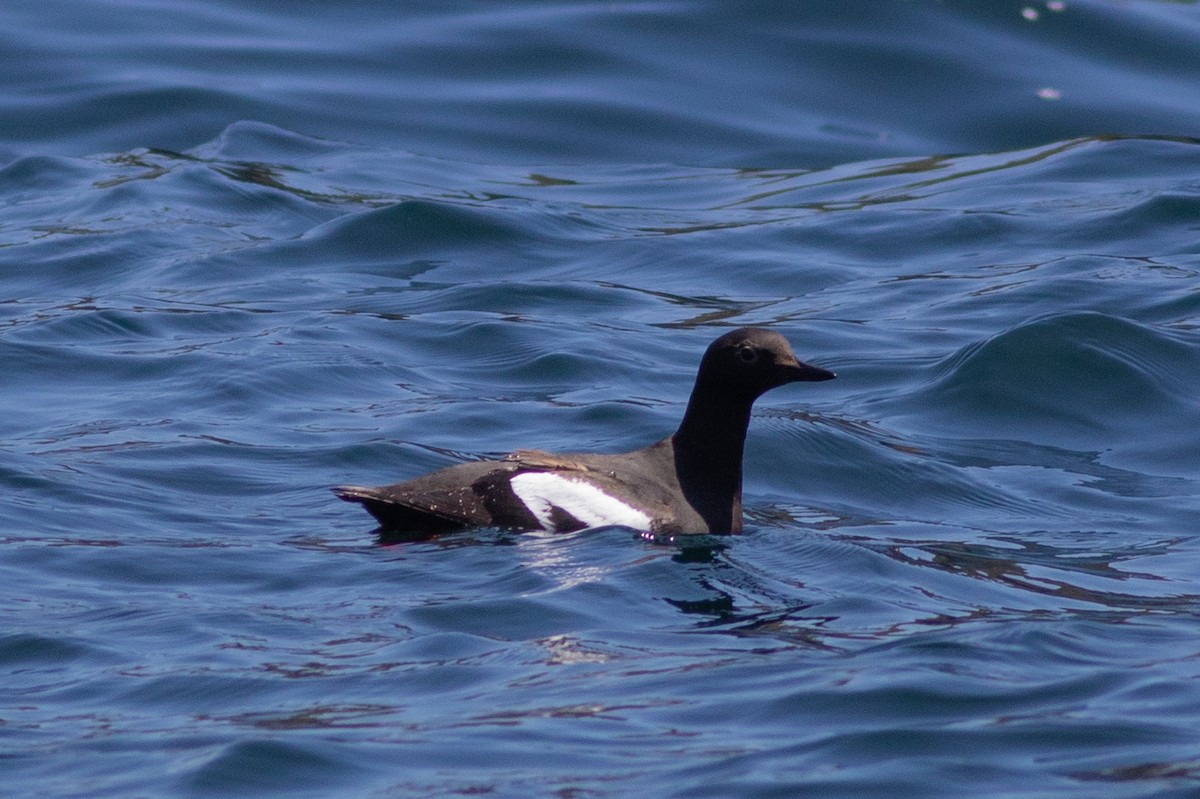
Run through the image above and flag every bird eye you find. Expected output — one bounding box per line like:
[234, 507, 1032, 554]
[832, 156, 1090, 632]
[738, 347, 758, 363]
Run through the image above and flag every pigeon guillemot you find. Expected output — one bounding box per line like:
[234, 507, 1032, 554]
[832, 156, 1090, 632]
[334, 327, 834, 535]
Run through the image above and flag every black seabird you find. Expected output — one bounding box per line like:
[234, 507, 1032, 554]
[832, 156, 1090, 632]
[334, 327, 834, 535]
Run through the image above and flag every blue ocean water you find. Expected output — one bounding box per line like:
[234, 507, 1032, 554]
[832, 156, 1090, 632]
[4, 1, 1200, 797]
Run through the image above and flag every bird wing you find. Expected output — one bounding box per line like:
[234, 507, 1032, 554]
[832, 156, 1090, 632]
[505, 449, 611, 474]
[332, 484, 486, 533]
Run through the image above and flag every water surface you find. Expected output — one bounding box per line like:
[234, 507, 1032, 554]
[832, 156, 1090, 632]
[4, 2, 1200, 797]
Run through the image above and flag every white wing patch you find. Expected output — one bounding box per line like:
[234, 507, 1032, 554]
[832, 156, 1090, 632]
[509, 472, 653, 532]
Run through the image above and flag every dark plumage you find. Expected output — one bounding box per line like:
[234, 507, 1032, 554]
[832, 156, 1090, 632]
[334, 327, 834, 535]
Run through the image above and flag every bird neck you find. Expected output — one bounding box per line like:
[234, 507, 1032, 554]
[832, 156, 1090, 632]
[671, 389, 753, 532]
[674, 392, 752, 462]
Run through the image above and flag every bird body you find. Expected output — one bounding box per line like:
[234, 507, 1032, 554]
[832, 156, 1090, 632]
[334, 327, 834, 535]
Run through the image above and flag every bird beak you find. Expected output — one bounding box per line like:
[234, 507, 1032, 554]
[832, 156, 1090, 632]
[783, 358, 836, 382]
